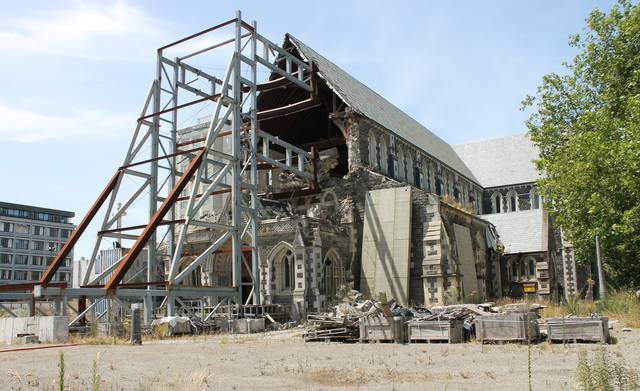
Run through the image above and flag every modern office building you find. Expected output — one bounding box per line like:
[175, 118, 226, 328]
[0, 202, 75, 284]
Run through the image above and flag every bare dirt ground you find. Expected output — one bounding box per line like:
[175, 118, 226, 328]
[1, 327, 638, 390]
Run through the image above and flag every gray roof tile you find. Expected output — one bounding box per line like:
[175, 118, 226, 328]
[453, 134, 539, 188]
[481, 208, 548, 254]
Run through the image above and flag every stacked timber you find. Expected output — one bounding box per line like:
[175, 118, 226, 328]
[303, 314, 359, 342]
[545, 317, 610, 343]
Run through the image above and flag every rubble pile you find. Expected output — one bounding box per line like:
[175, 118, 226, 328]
[303, 290, 389, 342]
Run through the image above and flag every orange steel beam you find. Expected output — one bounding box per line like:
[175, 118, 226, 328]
[104, 148, 206, 292]
[40, 171, 123, 285]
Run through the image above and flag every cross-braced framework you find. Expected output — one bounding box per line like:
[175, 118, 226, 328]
[0, 11, 319, 323]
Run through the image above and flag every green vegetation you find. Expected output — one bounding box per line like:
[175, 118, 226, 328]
[58, 351, 65, 391]
[576, 348, 638, 390]
[522, 0, 640, 288]
[500, 290, 640, 327]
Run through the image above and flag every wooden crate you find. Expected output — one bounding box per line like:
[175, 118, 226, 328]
[407, 320, 464, 343]
[476, 313, 539, 343]
[545, 317, 609, 343]
[359, 315, 408, 343]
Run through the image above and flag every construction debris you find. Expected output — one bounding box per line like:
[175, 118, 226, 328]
[303, 291, 569, 345]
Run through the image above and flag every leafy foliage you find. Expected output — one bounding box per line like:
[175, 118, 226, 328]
[523, 0, 640, 288]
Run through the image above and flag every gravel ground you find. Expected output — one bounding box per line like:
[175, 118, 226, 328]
[1, 327, 638, 390]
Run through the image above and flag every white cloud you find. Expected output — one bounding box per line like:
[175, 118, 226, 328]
[0, 102, 132, 143]
[0, 1, 165, 60]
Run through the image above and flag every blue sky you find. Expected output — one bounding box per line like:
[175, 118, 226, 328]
[0, 0, 618, 258]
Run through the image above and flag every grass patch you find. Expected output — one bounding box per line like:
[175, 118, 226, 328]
[497, 290, 640, 327]
[576, 348, 638, 390]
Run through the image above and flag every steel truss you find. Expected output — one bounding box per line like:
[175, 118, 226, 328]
[0, 11, 319, 323]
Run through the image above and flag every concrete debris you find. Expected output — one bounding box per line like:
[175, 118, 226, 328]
[151, 316, 192, 335]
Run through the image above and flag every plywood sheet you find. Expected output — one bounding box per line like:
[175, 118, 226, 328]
[360, 187, 411, 305]
[453, 223, 479, 299]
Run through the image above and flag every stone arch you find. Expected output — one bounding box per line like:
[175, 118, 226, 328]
[323, 248, 345, 301]
[320, 190, 338, 216]
[267, 242, 296, 295]
[529, 188, 540, 209]
[491, 192, 503, 213]
[524, 255, 536, 279]
[506, 190, 518, 212]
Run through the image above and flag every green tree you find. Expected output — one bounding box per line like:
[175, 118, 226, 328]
[523, 0, 640, 288]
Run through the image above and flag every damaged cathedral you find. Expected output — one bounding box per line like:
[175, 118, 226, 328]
[173, 34, 576, 317]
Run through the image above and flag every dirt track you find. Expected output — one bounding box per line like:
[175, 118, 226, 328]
[1, 327, 638, 390]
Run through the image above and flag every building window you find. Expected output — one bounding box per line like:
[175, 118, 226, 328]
[32, 241, 45, 251]
[1, 222, 14, 233]
[31, 256, 44, 266]
[0, 254, 11, 264]
[0, 238, 13, 249]
[491, 192, 502, 213]
[46, 257, 55, 265]
[46, 227, 59, 237]
[435, 178, 443, 196]
[528, 258, 536, 278]
[414, 160, 422, 189]
[14, 254, 28, 265]
[30, 271, 42, 281]
[32, 226, 44, 236]
[0, 269, 11, 280]
[530, 189, 540, 209]
[61, 229, 71, 239]
[271, 245, 295, 294]
[15, 239, 29, 250]
[506, 190, 518, 212]
[14, 270, 28, 280]
[47, 242, 58, 252]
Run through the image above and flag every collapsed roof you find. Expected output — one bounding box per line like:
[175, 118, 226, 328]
[285, 34, 479, 184]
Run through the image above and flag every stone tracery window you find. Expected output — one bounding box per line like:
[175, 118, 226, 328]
[397, 148, 405, 181]
[506, 190, 518, 212]
[271, 245, 295, 294]
[491, 192, 502, 213]
[323, 249, 345, 301]
[530, 188, 540, 209]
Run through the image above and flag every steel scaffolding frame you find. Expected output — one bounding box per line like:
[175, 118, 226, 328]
[0, 11, 318, 323]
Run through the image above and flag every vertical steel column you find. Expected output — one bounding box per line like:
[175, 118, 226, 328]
[249, 20, 260, 305]
[231, 11, 242, 292]
[147, 50, 162, 319]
